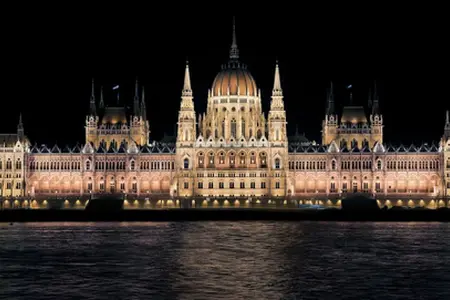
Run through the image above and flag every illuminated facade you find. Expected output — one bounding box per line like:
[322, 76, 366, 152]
[1, 22, 449, 210]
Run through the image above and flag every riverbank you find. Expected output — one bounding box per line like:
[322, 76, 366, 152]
[1, 208, 450, 222]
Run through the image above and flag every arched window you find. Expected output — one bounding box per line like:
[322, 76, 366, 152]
[275, 129, 279, 141]
[239, 152, 246, 165]
[257, 129, 262, 139]
[231, 119, 237, 138]
[250, 152, 256, 164]
[377, 160, 382, 170]
[6, 159, 12, 170]
[229, 152, 235, 167]
[351, 139, 358, 148]
[198, 152, 204, 168]
[331, 160, 336, 170]
[85, 160, 91, 171]
[184, 130, 189, 141]
[221, 120, 225, 137]
[16, 159, 22, 170]
[241, 118, 246, 137]
[219, 152, 225, 164]
[340, 139, 347, 148]
[130, 160, 135, 170]
[208, 152, 215, 167]
[184, 158, 189, 169]
[275, 158, 281, 169]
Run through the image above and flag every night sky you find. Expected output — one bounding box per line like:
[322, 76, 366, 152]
[2, 13, 449, 147]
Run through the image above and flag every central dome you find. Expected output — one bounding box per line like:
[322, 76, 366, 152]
[210, 18, 257, 97]
[211, 62, 257, 97]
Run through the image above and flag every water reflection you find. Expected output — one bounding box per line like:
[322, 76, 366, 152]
[0, 222, 449, 299]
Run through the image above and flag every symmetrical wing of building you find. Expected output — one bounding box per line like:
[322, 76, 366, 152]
[1, 24, 450, 209]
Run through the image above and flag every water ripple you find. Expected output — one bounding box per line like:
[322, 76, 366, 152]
[1, 222, 449, 299]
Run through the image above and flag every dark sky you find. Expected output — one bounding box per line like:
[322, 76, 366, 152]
[2, 12, 449, 146]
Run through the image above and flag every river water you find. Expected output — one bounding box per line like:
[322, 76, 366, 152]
[1, 222, 449, 299]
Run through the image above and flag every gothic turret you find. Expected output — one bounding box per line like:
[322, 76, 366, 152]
[89, 78, 96, 116]
[268, 61, 287, 144]
[176, 61, 196, 146]
[369, 80, 383, 145]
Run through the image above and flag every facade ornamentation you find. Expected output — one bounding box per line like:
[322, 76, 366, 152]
[1, 21, 449, 209]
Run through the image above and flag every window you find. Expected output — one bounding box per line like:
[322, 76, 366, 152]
[231, 119, 237, 138]
[240, 182, 245, 189]
[208, 182, 214, 189]
[342, 182, 347, 192]
[377, 160, 382, 170]
[100, 183, 105, 191]
[250, 182, 255, 189]
[130, 160, 135, 170]
[275, 182, 280, 189]
[375, 182, 381, 193]
[88, 183, 93, 191]
[198, 182, 203, 189]
[229, 182, 235, 189]
[15, 182, 21, 189]
[198, 153, 204, 168]
[120, 183, 125, 191]
[219, 182, 224, 189]
[16, 159, 22, 170]
[261, 182, 266, 189]
[184, 182, 189, 189]
[86, 160, 91, 171]
[331, 160, 336, 170]
[208, 153, 215, 167]
[250, 152, 256, 164]
[330, 182, 336, 192]
[219, 152, 225, 164]
[275, 158, 281, 169]
[6, 159, 12, 170]
[184, 158, 189, 169]
[241, 118, 246, 137]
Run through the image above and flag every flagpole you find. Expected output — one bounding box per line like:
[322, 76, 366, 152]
[113, 85, 120, 105]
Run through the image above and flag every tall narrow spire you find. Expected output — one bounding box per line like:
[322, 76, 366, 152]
[89, 78, 96, 115]
[99, 86, 104, 109]
[272, 60, 282, 96]
[182, 60, 192, 97]
[133, 77, 140, 116]
[326, 81, 335, 115]
[270, 60, 284, 110]
[229, 17, 239, 60]
[17, 113, 24, 138]
[372, 80, 380, 115]
[446, 110, 449, 126]
[141, 86, 147, 121]
[180, 62, 194, 110]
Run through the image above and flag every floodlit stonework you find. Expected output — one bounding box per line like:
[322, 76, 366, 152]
[1, 22, 449, 210]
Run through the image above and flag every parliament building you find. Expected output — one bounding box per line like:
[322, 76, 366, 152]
[1, 23, 450, 210]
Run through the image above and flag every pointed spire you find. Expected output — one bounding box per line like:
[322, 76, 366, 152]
[272, 60, 282, 96]
[229, 17, 239, 60]
[182, 60, 192, 97]
[373, 80, 378, 100]
[17, 113, 24, 138]
[134, 77, 140, 116]
[326, 81, 335, 115]
[372, 80, 380, 115]
[89, 78, 96, 115]
[140, 86, 147, 121]
[99, 86, 104, 109]
[446, 110, 449, 126]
